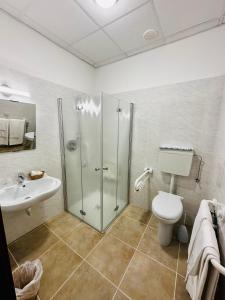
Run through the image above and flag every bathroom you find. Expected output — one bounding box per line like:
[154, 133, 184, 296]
[0, 0, 225, 299]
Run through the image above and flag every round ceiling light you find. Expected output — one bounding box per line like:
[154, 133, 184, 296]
[143, 29, 159, 41]
[95, 0, 118, 9]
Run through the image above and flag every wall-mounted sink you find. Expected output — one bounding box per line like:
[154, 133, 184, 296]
[0, 176, 61, 212]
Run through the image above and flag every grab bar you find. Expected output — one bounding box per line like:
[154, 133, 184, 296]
[134, 167, 153, 191]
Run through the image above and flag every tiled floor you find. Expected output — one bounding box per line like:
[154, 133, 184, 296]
[8, 205, 191, 300]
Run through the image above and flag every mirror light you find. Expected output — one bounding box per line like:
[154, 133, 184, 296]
[95, 0, 118, 8]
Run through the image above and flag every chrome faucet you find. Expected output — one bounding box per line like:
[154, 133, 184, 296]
[18, 172, 26, 187]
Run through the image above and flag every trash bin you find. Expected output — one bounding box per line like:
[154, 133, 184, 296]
[13, 259, 43, 300]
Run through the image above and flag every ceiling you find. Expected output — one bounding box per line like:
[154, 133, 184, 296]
[0, 0, 225, 68]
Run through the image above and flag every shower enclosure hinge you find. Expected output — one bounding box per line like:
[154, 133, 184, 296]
[114, 205, 119, 211]
[80, 210, 86, 216]
[117, 108, 122, 112]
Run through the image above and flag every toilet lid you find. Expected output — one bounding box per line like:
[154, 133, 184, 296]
[152, 191, 183, 220]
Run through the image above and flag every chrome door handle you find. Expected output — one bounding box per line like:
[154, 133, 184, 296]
[95, 167, 108, 171]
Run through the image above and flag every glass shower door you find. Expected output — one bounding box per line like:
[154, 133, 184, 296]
[102, 93, 119, 230]
[59, 94, 132, 233]
[59, 97, 83, 218]
[77, 95, 102, 230]
[117, 100, 132, 214]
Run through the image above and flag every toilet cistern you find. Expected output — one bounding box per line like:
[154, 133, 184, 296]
[159, 146, 194, 194]
[152, 147, 194, 246]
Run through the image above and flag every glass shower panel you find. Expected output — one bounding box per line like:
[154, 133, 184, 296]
[77, 95, 102, 230]
[102, 94, 119, 229]
[117, 100, 132, 214]
[60, 98, 82, 217]
[59, 93, 132, 233]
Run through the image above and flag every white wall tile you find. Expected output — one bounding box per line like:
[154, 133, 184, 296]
[116, 76, 225, 224]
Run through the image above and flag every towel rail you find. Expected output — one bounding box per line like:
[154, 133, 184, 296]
[211, 259, 225, 276]
[207, 199, 225, 277]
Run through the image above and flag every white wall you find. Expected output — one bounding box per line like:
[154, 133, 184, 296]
[95, 25, 225, 94]
[116, 76, 225, 224]
[0, 11, 94, 93]
[207, 83, 225, 205]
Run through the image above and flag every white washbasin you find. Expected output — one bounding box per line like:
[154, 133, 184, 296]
[0, 176, 61, 212]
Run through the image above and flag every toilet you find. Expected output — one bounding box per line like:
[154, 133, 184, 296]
[152, 147, 194, 246]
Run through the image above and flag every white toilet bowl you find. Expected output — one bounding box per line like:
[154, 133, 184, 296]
[152, 191, 183, 246]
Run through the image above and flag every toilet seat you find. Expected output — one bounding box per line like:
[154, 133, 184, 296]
[152, 191, 183, 221]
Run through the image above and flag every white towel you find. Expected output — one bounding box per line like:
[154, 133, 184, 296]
[0, 118, 9, 145]
[214, 205, 225, 299]
[188, 200, 213, 259]
[9, 119, 25, 146]
[216, 205, 225, 262]
[186, 201, 220, 300]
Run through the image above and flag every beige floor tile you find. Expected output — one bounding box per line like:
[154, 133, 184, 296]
[120, 251, 175, 300]
[114, 290, 130, 300]
[87, 234, 134, 285]
[178, 243, 188, 277]
[64, 223, 103, 258]
[138, 226, 179, 271]
[110, 216, 146, 248]
[149, 214, 158, 229]
[9, 251, 17, 271]
[123, 205, 151, 224]
[175, 275, 191, 300]
[45, 212, 80, 238]
[53, 262, 116, 300]
[39, 241, 82, 299]
[9, 225, 58, 264]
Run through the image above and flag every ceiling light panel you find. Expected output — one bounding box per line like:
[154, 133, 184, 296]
[23, 0, 98, 44]
[0, 0, 32, 17]
[153, 0, 225, 36]
[0, 0, 32, 11]
[20, 15, 72, 48]
[95, 0, 118, 9]
[94, 52, 127, 67]
[1, 0, 225, 67]
[72, 30, 124, 64]
[105, 2, 163, 52]
[126, 39, 164, 56]
[68, 47, 96, 65]
[165, 18, 220, 43]
[76, 0, 148, 26]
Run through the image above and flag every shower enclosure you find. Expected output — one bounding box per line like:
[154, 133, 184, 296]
[58, 93, 133, 232]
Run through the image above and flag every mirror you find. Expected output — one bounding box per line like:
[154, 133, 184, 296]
[0, 100, 36, 153]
